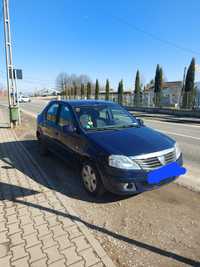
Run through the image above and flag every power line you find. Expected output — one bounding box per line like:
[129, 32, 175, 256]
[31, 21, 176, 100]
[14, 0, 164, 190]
[110, 14, 200, 56]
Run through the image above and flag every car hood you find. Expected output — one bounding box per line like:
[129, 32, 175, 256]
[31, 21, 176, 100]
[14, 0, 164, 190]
[87, 126, 175, 157]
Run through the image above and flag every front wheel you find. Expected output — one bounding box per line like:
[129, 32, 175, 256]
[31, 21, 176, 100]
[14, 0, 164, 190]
[81, 163, 105, 196]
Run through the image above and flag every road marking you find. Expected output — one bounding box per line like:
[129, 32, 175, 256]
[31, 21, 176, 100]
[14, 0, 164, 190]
[158, 130, 200, 141]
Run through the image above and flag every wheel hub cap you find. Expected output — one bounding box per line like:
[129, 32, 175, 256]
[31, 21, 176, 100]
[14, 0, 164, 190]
[82, 165, 97, 192]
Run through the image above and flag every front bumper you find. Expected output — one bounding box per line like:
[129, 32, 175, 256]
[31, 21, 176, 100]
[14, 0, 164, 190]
[98, 155, 183, 195]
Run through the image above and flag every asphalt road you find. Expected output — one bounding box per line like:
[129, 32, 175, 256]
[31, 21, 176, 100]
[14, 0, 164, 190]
[19, 99, 200, 188]
[142, 118, 200, 174]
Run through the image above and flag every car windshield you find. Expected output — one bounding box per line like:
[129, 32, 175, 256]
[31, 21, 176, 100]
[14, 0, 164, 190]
[73, 104, 138, 131]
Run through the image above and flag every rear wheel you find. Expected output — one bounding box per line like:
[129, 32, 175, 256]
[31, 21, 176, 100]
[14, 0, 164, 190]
[81, 163, 105, 196]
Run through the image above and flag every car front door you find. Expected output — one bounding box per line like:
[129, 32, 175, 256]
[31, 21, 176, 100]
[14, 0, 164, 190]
[56, 104, 86, 160]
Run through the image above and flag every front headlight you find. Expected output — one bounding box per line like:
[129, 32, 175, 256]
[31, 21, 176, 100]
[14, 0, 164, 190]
[175, 143, 181, 159]
[108, 155, 141, 170]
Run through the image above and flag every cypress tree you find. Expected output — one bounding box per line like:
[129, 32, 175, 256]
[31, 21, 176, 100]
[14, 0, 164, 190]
[154, 64, 163, 107]
[182, 58, 196, 108]
[68, 88, 71, 99]
[81, 84, 85, 99]
[87, 82, 91, 99]
[105, 79, 110, 101]
[118, 80, 124, 105]
[73, 82, 77, 99]
[95, 79, 99, 100]
[134, 70, 141, 106]
[159, 67, 163, 89]
[117, 81, 120, 104]
[70, 87, 74, 99]
[64, 85, 67, 99]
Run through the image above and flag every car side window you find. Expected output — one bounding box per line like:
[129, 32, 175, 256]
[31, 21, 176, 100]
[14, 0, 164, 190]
[111, 107, 133, 124]
[46, 103, 59, 124]
[99, 108, 109, 120]
[58, 105, 73, 127]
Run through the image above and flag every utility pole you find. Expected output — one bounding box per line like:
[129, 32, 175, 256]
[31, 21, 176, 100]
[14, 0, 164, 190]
[3, 0, 20, 126]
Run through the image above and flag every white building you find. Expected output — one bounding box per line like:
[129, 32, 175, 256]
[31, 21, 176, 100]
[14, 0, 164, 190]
[195, 82, 200, 108]
[143, 81, 183, 107]
[37, 88, 60, 97]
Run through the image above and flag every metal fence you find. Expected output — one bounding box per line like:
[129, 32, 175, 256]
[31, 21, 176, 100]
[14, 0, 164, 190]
[61, 91, 200, 110]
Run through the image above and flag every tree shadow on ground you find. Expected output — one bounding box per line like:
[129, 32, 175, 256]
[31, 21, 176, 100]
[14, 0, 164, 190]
[0, 182, 39, 200]
[0, 181, 199, 267]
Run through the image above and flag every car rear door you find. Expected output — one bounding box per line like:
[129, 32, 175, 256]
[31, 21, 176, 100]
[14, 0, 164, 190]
[42, 102, 60, 150]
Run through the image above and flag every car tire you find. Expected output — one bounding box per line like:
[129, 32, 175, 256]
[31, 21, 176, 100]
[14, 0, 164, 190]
[81, 162, 105, 196]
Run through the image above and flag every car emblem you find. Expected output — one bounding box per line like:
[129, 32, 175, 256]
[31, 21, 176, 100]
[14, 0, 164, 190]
[158, 155, 165, 165]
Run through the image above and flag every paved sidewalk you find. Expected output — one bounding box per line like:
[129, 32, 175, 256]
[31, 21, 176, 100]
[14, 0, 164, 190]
[0, 128, 115, 267]
[0, 104, 10, 128]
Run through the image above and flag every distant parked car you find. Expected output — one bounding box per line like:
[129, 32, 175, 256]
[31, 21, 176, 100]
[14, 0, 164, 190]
[18, 95, 31, 103]
[36, 100, 183, 196]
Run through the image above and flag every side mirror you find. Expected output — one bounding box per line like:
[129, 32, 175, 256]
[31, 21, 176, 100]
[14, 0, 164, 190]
[137, 118, 144, 126]
[63, 124, 76, 134]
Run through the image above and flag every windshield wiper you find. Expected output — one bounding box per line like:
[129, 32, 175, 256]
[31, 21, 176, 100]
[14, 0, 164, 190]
[116, 124, 139, 129]
[86, 124, 138, 132]
[86, 127, 120, 131]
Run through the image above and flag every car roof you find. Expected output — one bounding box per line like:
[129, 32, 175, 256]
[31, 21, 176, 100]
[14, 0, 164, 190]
[50, 99, 116, 107]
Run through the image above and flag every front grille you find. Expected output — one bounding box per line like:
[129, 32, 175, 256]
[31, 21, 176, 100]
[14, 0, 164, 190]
[131, 148, 176, 171]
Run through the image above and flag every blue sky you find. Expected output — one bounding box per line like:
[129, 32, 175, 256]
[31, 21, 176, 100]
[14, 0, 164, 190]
[0, 0, 200, 93]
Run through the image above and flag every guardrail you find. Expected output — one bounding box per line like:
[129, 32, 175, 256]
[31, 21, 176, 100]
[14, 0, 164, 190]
[125, 106, 200, 118]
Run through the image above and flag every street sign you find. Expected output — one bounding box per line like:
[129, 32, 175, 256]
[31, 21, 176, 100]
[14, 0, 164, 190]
[14, 69, 23, 79]
[9, 69, 23, 79]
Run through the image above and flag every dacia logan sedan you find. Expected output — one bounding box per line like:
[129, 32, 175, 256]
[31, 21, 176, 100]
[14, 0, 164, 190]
[36, 100, 183, 196]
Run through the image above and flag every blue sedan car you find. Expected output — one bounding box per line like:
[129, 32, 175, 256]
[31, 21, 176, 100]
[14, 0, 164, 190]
[36, 100, 183, 196]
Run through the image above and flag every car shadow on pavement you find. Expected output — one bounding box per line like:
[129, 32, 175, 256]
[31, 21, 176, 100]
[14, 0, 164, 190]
[0, 182, 199, 267]
[0, 139, 133, 204]
[0, 139, 200, 266]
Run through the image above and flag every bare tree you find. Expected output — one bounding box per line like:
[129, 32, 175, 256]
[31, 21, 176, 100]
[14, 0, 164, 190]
[56, 72, 68, 92]
[78, 75, 92, 86]
[56, 73, 92, 94]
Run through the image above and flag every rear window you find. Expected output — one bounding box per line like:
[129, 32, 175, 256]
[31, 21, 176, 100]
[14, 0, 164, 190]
[58, 105, 74, 126]
[46, 103, 59, 123]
